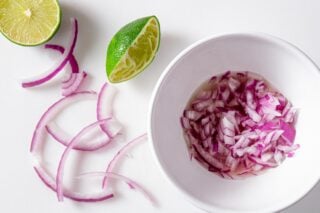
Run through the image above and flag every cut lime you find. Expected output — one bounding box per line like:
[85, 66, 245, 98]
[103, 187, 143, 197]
[106, 15, 160, 83]
[0, 0, 61, 46]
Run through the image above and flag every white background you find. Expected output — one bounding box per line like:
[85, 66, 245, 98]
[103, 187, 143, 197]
[0, 0, 319, 212]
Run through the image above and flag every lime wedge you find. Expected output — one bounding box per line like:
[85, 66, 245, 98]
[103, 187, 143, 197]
[106, 16, 160, 83]
[0, 0, 61, 46]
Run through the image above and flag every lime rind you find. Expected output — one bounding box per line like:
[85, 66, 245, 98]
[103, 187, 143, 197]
[106, 16, 150, 73]
[0, 0, 61, 46]
[106, 16, 160, 83]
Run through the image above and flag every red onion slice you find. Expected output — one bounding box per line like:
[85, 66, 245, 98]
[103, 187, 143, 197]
[21, 18, 78, 88]
[56, 119, 111, 201]
[61, 71, 87, 96]
[45, 44, 79, 74]
[77, 172, 155, 204]
[45, 119, 121, 151]
[34, 165, 114, 202]
[45, 40, 85, 97]
[62, 72, 77, 88]
[30, 91, 97, 153]
[102, 133, 147, 189]
[97, 83, 119, 137]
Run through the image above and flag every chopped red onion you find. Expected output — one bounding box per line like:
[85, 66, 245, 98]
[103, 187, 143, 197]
[181, 71, 299, 178]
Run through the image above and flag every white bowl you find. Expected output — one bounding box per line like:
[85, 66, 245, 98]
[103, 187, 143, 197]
[148, 33, 320, 213]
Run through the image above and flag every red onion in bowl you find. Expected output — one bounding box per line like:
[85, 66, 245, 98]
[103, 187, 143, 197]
[181, 71, 298, 179]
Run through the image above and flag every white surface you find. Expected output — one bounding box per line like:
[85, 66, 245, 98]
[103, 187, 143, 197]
[0, 0, 320, 212]
[149, 33, 320, 213]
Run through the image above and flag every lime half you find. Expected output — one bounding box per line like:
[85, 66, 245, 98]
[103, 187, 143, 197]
[0, 0, 61, 46]
[106, 16, 160, 83]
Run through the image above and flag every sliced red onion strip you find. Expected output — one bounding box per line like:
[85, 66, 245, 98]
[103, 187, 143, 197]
[56, 119, 111, 202]
[62, 71, 74, 83]
[45, 44, 79, 74]
[45, 43, 86, 96]
[22, 18, 78, 88]
[77, 172, 155, 205]
[30, 91, 97, 153]
[97, 83, 119, 137]
[62, 71, 87, 96]
[102, 133, 147, 189]
[62, 73, 77, 89]
[45, 119, 121, 151]
[34, 165, 114, 202]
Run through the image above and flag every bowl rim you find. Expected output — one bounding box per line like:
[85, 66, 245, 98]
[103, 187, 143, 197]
[148, 32, 320, 213]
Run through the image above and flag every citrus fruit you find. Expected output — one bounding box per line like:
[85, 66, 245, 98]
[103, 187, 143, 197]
[106, 15, 160, 83]
[0, 0, 61, 46]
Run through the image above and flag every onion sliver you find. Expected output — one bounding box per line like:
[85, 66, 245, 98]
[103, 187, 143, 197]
[21, 18, 78, 88]
[102, 133, 147, 189]
[34, 165, 114, 202]
[97, 83, 118, 137]
[77, 172, 155, 204]
[62, 71, 87, 96]
[45, 44, 79, 74]
[56, 119, 113, 201]
[181, 71, 298, 178]
[30, 91, 97, 153]
[45, 119, 120, 151]
[45, 43, 86, 96]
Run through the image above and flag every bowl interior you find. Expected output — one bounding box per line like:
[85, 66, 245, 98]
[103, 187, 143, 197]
[150, 33, 320, 213]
